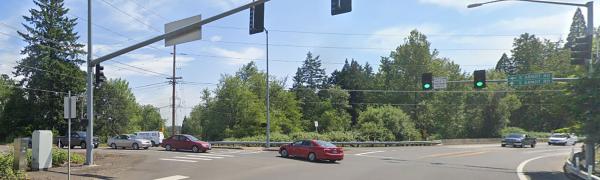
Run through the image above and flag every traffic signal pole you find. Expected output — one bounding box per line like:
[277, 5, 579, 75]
[85, 0, 94, 165]
[584, 1, 595, 173]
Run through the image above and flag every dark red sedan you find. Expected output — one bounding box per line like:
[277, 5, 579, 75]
[279, 140, 343, 162]
[161, 134, 211, 153]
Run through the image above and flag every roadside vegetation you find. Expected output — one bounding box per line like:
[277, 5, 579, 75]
[0, 145, 85, 179]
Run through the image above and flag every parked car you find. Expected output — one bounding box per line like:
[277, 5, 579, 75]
[279, 140, 344, 162]
[134, 131, 164, 147]
[501, 133, 536, 148]
[161, 134, 211, 153]
[548, 133, 577, 146]
[107, 134, 152, 150]
[54, 131, 99, 149]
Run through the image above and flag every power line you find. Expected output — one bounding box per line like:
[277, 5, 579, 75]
[132, 81, 170, 89]
[296, 88, 566, 93]
[98, 0, 161, 32]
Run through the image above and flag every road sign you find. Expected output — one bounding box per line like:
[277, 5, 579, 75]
[165, 15, 202, 47]
[433, 77, 448, 89]
[508, 73, 553, 87]
[314, 121, 318, 127]
[63, 96, 77, 119]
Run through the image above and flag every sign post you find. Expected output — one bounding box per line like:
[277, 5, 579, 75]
[63, 92, 76, 180]
[314, 121, 319, 133]
[433, 77, 448, 90]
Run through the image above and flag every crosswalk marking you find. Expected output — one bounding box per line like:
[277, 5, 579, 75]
[154, 175, 189, 180]
[185, 155, 225, 159]
[203, 153, 235, 157]
[173, 156, 213, 161]
[159, 158, 197, 163]
[238, 151, 264, 155]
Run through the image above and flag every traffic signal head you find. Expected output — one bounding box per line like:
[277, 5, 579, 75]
[422, 73, 433, 90]
[249, 2, 265, 35]
[95, 64, 106, 85]
[331, 0, 352, 15]
[474, 70, 486, 89]
[570, 35, 592, 65]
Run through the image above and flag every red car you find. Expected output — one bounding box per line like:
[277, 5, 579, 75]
[161, 134, 211, 153]
[279, 140, 343, 162]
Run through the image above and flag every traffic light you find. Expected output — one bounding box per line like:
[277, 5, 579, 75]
[474, 70, 486, 89]
[422, 73, 433, 90]
[249, 2, 265, 35]
[95, 64, 106, 85]
[331, 0, 352, 15]
[570, 34, 592, 65]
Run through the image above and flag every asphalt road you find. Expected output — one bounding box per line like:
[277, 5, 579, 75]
[35, 143, 578, 180]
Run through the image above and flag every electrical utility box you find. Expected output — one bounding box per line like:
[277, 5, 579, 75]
[12, 138, 28, 171]
[32, 130, 52, 171]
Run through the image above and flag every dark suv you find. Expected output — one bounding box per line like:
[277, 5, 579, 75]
[501, 133, 536, 148]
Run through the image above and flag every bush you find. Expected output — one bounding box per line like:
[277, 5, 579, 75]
[500, 127, 550, 138]
[323, 131, 359, 142]
[0, 149, 27, 179]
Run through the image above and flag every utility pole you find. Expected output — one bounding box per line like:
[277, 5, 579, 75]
[265, 28, 270, 148]
[168, 45, 182, 137]
[85, 0, 94, 165]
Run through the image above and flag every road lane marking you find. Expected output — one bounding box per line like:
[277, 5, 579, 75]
[516, 153, 569, 180]
[523, 149, 569, 154]
[238, 151, 264, 155]
[154, 175, 189, 180]
[173, 156, 213, 160]
[205, 154, 235, 157]
[444, 151, 488, 158]
[159, 158, 197, 163]
[419, 151, 476, 159]
[185, 154, 225, 159]
[355, 151, 385, 156]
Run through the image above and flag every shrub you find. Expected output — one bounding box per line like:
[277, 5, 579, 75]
[500, 127, 550, 138]
[323, 131, 359, 142]
[0, 149, 27, 179]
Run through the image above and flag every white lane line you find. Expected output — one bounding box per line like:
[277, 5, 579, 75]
[173, 156, 213, 161]
[238, 151, 264, 155]
[523, 149, 570, 154]
[204, 154, 235, 157]
[355, 151, 385, 156]
[186, 155, 225, 159]
[516, 153, 569, 180]
[154, 175, 189, 180]
[159, 158, 197, 163]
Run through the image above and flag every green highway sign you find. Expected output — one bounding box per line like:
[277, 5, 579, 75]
[508, 73, 553, 87]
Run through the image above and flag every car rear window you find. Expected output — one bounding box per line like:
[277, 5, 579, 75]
[507, 134, 524, 138]
[551, 134, 568, 138]
[315, 140, 336, 148]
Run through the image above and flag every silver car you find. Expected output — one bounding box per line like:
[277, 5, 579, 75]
[108, 134, 152, 150]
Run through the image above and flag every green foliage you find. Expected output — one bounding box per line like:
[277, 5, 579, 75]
[50, 148, 84, 166]
[500, 127, 550, 138]
[0, 149, 27, 179]
[94, 79, 142, 137]
[138, 105, 163, 131]
[358, 106, 420, 141]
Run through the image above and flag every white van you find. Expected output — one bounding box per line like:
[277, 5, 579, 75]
[134, 131, 164, 147]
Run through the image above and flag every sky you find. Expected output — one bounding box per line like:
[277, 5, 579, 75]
[0, 0, 596, 126]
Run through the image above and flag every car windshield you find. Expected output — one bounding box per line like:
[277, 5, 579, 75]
[507, 134, 524, 138]
[551, 134, 567, 138]
[315, 140, 336, 148]
[185, 135, 199, 141]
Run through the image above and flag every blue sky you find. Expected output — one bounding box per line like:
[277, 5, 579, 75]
[0, 0, 595, 126]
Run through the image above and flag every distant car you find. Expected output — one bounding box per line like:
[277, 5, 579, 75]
[54, 131, 99, 149]
[161, 134, 211, 153]
[501, 133, 536, 148]
[279, 140, 344, 162]
[134, 131, 164, 147]
[107, 134, 152, 150]
[548, 133, 577, 146]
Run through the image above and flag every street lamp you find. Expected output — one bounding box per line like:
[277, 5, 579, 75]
[468, 0, 596, 172]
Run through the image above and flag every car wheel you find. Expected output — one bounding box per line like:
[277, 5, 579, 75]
[548, 142, 552, 146]
[111, 143, 117, 149]
[57, 142, 63, 148]
[192, 146, 200, 153]
[531, 144, 536, 148]
[501, 144, 505, 147]
[329, 160, 337, 163]
[280, 149, 289, 158]
[151, 141, 156, 147]
[143, 147, 149, 150]
[201, 149, 207, 153]
[308, 153, 317, 162]
[81, 142, 87, 149]
[132, 143, 139, 150]
[165, 144, 172, 151]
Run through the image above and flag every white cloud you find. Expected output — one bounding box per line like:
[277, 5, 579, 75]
[206, 0, 249, 10]
[367, 24, 441, 51]
[104, 53, 193, 78]
[100, 0, 167, 32]
[210, 47, 264, 65]
[210, 35, 222, 42]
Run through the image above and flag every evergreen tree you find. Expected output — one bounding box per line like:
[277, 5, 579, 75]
[495, 53, 515, 75]
[565, 8, 587, 48]
[292, 52, 328, 89]
[12, 0, 85, 135]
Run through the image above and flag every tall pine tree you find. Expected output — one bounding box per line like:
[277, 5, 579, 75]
[495, 53, 515, 74]
[13, 0, 85, 135]
[565, 8, 586, 48]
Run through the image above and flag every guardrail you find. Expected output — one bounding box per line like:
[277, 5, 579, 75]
[208, 141, 442, 148]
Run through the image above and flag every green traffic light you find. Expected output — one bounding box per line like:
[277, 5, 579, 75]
[476, 81, 484, 87]
[424, 83, 431, 89]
